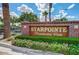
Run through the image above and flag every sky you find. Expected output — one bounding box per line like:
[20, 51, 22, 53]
[0, 3, 79, 21]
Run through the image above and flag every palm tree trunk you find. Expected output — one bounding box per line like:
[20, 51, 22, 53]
[49, 3, 52, 22]
[45, 16, 47, 22]
[2, 3, 11, 38]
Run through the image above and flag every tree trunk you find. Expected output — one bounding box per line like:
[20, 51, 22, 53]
[49, 3, 52, 22]
[2, 3, 11, 38]
[45, 16, 47, 22]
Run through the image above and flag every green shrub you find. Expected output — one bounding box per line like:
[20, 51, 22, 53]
[12, 39, 70, 54]
[13, 39, 52, 51]
[68, 45, 79, 55]
[15, 35, 79, 44]
[12, 39, 27, 47]
[13, 35, 79, 55]
[50, 43, 69, 54]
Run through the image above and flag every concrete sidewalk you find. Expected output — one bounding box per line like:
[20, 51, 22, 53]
[0, 46, 25, 55]
[0, 41, 63, 55]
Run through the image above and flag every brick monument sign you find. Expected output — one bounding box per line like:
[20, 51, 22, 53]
[21, 21, 79, 37]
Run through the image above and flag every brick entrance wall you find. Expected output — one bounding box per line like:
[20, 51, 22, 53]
[21, 21, 79, 37]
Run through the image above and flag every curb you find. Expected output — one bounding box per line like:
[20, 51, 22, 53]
[0, 46, 25, 55]
[0, 41, 27, 54]
[0, 41, 63, 55]
[0, 41, 26, 55]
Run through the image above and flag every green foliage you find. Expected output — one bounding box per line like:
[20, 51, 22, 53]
[10, 16, 19, 23]
[50, 43, 69, 54]
[0, 17, 3, 22]
[12, 38, 79, 55]
[0, 17, 3, 29]
[43, 11, 48, 16]
[12, 35, 79, 55]
[68, 45, 79, 55]
[55, 17, 68, 21]
[19, 12, 38, 22]
[0, 24, 3, 29]
[15, 35, 79, 44]
[43, 11, 48, 22]
[10, 16, 20, 27]
[12, 39, 69, 54]
[60, 17, 68, 21]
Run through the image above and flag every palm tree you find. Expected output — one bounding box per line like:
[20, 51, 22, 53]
[2, 3, 11, 38]
[49, 3, 52, 22]
[43, 11, 48, 22]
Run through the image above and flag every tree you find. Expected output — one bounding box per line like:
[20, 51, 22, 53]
[49, 3, 52, 22]
[2, 3, 11, 38]
[10, 16, 19, 25]
[28, 12, 38, 22]
[19, 12, 38, 22]
[55, 17, 68, 21]
[0, 17, 3, 22]
[43, 11, 48, 22]
[60, 17, 68, 21]
[0, 17, 3, 29]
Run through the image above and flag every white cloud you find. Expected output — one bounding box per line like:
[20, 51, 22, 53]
[35, 3, 49, 13]
[51, 7, 54, 12]
[54, 15, 60, 19]
[0, 9, 19, 18]
[35, 3, 54, 12]
[17, 4, 33, 13]
[39, 12, 45, 22]
[10, 12, 19, 17]
[66, 15, 75, 19]
[66, 15, 78, 21]
[35, 3, 55, 21]
[53, 15, 77, 21]
[58, 9, 77, 21]
[59, 10, 68, 18]
[0, 7, 19, 18]
[59, 10, 64, 14]
[53, 9, 68, 20]
[67, 4, 75, 10]
[35, 3, 48, 11]
[0, 14, 2, 18]
[35, 3, 49, 21]
[62, 13, 68, 17]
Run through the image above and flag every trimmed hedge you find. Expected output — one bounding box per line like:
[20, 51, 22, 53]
[12, 39, 69, 54]
[15, 35, 79, 44]
[12, 39, 79, 55]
